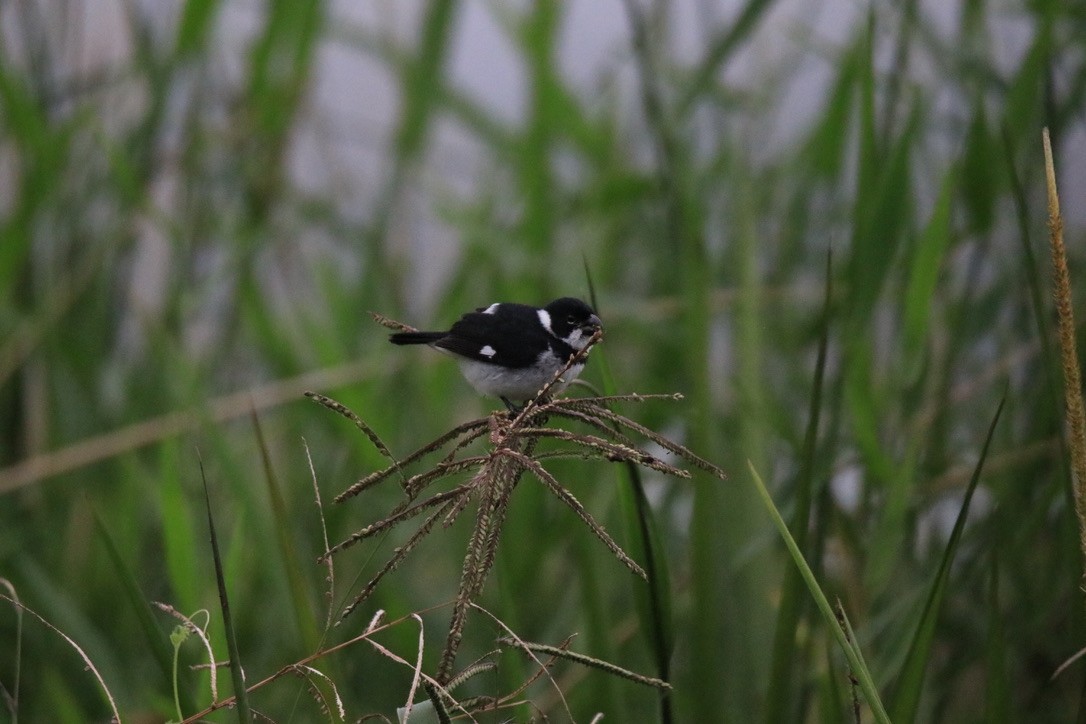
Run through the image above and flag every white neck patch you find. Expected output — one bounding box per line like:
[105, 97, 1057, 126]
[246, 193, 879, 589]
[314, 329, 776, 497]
[482, 303, 500, 315]
[537, 308, 553, 334]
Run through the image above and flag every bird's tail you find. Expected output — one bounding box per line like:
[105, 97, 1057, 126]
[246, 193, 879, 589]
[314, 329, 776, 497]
[389, 331, 445, 345]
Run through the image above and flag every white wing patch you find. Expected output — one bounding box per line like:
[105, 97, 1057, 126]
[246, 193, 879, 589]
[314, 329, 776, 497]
[537, 308, 553, 334]
[480, 345, 497, 358]
[482, 303, 500, 315]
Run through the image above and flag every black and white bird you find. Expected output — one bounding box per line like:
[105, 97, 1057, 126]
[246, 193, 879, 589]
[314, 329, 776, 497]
[389, 297, 602, 410]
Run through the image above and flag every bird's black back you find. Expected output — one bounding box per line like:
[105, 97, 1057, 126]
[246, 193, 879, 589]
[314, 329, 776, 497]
[439, 304, 568, 368]
[389, 303, 575, 368]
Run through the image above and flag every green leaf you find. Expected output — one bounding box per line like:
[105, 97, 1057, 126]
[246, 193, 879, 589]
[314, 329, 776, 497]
[198, 455, 252, 723]
[765, 251, 833, 723]
[176, 0, 222, 57]
[903, 167, 957, 371]
[393, 0, 458, 162]
[960, 107, 997, 234]
[984, 554, 1012, 722]
[92, 507, 186, 709]
[678, 0, 775, 115]
[802, 44, 859, 180]
[587, 265, 674, 720]
[748, 462, 890, 724]
[888, 394, 1005, 722]
[250, 410, 321, 653]
[157, 441, 201, 614]
[848, 104, 917, 322]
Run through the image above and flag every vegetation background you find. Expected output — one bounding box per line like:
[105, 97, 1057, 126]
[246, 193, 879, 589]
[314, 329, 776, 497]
[1, 0, 1085, 721]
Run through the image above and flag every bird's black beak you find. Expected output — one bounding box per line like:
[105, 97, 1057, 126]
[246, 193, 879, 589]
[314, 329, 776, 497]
[582, 314, 603, 334]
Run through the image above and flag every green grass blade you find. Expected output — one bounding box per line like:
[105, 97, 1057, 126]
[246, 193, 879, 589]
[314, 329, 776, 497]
[365, 0, 458, 305]
[1002, 124, 1072, 497]
[985, 553, 1012, 722]
[903, 167, 956, 373]
[250, 411, 320, 653]
[616, 468, 675, 719]
[175, 0, 222, 57]
[0, 64, 71, 296]
[960, 106, 997, 235]
[818, 637, 847, 721]
[242, 0, 324, 224]
[888, 394, 1006, 722]
[801, 43, 858, 180]
[848, 103, 917, 321]
[156, 441, 201, 615]
[91, 508, 186, 710]
[678, 0, 776, 115]
[586, 264, 674, 721]
[615, 461, 675, 662]
[624, 0, 717, 710]
[1003, 31, 1048, 135]
[508, 0, 562, 298]
[198, 455, 252, 724]
[0, 578, 23, 720]
[393, 0, 458, 163]
[15, 559, 127, 707]
[748, 461, 890, 724]
[765, 250, 833, 723]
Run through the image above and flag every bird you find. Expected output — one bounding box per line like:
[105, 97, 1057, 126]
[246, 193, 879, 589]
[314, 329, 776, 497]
[389, 297, 603, 410]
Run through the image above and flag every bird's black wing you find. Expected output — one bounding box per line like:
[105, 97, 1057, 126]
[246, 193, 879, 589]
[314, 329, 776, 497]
[434, 307, 548, 368]
[389, 331, 446, 345]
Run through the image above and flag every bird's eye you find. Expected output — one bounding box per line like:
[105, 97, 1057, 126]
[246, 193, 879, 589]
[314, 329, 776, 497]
[568, 315, 577, 324]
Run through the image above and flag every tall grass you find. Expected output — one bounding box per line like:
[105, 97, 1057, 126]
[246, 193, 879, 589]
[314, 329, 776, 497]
[1, 0, 1085, 720]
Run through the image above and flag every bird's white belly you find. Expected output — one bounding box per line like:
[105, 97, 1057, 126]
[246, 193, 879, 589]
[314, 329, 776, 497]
[458, 352, 585, 401]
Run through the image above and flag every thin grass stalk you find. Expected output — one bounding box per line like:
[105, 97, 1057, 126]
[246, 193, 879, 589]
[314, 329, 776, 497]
[504, 449, 647, 579]
[91, 510, 180, 705]
[1002, 126, 1072, 497]
[338, 499, 459, 620]
[302, 439, 337, 631]
[677, 0, 776, 114]
[518, 0, 560, 296]
[1042, 127, 1086, 587]
[984, 554, 1012, 721]
[250, 411, 320, 653]
[473, 452, 527, 598]
[302, 391, 397, 460]
[878, 0, 919, 146]
[834, 602, 863, 724]
[765, 250, 832, 723]
[325, 483, 472, 555]
[0, 593, 121, 723]
[579, 325, 678, 721]
[545, 407, 641, 448]
[198, 456, 252, 724]
[562, 401, 725, 479]
[0, 579, 22, 721]
[511, 428, 690, 477]
[403, 457, 490, 499]
[622, 455, 674, 722]
[496, 637, 671, 691]
[0, 359, 381, 495]
[363, 0, 457, 307]
[889, 395, 1005, 722]
[437, 452, 518, 683]
[178, 606, 465, 722]
[748, 462, 890, 724]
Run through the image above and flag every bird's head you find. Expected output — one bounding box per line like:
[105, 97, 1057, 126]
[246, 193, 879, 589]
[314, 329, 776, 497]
[542, 297, 602, 350]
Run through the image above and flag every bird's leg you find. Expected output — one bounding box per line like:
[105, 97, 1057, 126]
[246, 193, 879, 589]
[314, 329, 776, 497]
[500, 397, 523, 414]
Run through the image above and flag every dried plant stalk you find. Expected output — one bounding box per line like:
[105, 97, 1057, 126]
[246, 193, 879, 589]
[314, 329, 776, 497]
[1043, 127, 1086, 587]
[309, 322, 727, 687]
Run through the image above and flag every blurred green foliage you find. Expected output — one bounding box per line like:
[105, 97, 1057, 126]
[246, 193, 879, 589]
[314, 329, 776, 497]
[1, 0, 1085, 721]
